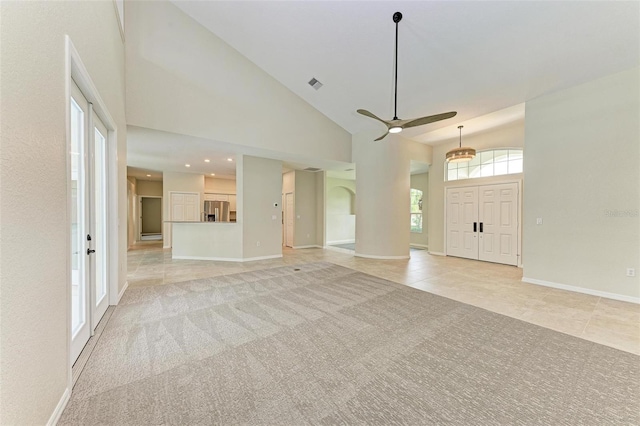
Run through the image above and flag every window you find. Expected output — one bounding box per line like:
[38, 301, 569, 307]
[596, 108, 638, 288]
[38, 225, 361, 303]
[447, 148, 523, 181]
[410, 188, 423, 233]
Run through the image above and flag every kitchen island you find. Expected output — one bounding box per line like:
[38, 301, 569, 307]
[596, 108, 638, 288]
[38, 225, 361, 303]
[168, 221, 243, 261]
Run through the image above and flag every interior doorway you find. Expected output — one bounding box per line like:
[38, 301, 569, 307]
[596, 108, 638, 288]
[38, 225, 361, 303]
[139, 196, 162, 241]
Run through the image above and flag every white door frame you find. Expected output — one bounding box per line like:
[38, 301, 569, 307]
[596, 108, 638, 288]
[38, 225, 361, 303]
[284, 192, 294, 248]
[66, 37, 120, 377]
[138, 195, 163, 241]
[444, 179, 522, 266]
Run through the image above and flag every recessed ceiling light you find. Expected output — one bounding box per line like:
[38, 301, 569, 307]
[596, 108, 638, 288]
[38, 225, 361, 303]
[185, 164, 191, 167]
[227, 158, 233, 162]
[146, 174, 151, 177]
[210, 173, 215, 176]
[204, 159, 210, 163]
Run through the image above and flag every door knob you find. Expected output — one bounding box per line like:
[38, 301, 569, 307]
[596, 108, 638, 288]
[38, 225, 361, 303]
[87, 248, 96, 255]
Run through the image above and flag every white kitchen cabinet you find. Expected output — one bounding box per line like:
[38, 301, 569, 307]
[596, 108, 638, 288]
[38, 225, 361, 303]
[204, 193, 229, 202]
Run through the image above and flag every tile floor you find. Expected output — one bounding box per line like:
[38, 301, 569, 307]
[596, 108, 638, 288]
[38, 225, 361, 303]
[127, 242, 640, 355]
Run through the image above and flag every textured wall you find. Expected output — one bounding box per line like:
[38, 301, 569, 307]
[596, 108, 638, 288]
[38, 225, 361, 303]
[241, 156, 283, 259]
[523, 68, 640, 299]
[0, 1, 126, 424]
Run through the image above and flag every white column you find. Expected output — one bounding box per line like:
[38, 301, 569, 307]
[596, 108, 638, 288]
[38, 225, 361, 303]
[353, 131, 412, 259]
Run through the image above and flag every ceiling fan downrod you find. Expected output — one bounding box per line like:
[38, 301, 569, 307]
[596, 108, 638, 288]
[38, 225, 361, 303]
[392, 12, 402, 121]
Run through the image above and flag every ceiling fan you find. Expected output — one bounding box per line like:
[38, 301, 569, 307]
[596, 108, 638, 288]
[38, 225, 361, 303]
[357, 12, 457, 141]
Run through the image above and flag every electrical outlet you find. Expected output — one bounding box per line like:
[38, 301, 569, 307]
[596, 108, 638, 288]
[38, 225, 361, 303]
[627, 268, 635, 277]
[536, 218, 543, 225]
[256, 241, 261, 247]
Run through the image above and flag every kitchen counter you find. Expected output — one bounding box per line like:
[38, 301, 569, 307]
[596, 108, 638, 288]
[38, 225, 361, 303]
[170, 221, 242, 261]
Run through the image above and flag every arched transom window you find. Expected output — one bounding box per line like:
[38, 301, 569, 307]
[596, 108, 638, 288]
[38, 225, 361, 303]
[446, 148, 523, 181]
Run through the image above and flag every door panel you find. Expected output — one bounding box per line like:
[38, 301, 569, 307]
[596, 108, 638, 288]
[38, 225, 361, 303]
[92, 111, 109, 325]
[479, 183, 518, 265]
[70, 81, 90, 363]
[446, 187, 478, 259]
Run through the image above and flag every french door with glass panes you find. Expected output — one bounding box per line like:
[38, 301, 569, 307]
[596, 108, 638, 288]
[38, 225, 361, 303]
[70, 80, 110, 363]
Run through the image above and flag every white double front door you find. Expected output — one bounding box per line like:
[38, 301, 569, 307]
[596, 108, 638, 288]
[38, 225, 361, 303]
[70, 79, 110, 363]
[446, 182, 519, 266]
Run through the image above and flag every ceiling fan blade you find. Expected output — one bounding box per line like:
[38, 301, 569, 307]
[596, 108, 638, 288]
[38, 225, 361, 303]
[357, 109, 389, 125]
[374, 131, 389, 141]
[402, 111, 457, 129]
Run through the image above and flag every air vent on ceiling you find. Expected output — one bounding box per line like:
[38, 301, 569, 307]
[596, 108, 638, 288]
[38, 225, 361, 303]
[304, 167, 322, 172]
[308, 78, 323, 90]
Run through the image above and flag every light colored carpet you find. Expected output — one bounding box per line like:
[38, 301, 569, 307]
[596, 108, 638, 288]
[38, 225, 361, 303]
[60, 262, 639, 425]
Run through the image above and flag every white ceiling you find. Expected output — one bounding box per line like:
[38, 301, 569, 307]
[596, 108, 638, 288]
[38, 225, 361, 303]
[129, 1, 638, 177]
[171, 0, 639, 143]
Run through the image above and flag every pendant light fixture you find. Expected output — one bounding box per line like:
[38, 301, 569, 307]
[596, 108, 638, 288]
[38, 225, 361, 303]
[446, 125, 476, 163]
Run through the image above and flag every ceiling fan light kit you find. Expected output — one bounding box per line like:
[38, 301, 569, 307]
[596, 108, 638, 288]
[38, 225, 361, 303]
[446, 125, 476, 163]
[356, 11, 457, 141]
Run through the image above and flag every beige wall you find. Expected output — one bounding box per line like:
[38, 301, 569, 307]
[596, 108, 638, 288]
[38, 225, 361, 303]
[523, 67, 640, 300]
[316, 172, 326, 247]
[241, 156, 283, 259]
[428, 120, 525, 254]
[326, 177, 356, 244]
[137, 180, 163, 197]
[410, 173, 429, 248]
[0, 1, 126, 424]
[125, 0, 351, 164]
[163, 172, 205, 247]
[141, 198, 162, 234]
[205, 177, 236, 194]
[293, 171, 318, 247]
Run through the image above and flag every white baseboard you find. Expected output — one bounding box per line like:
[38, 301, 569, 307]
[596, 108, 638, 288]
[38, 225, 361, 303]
[410, 244, 429, 249]
[326, 239, 355, 245]
[172, 254, 283, 262]
[522, 277, 640, 304]
[243, 254, 283, 262]
[117, 281, 129, 304]
[354, 252, 410, 260]
[428, 251, 446, 256]
[47, 387, 70, 426]
[292, 245, 323, 249]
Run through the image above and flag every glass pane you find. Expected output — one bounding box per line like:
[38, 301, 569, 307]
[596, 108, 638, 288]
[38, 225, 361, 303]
[494, 161, 508, 175]
[469, 164, 481, 178]
[457, 166, 469, 179]
[70, 97, 85, 337]
[508, 149, 523, 161]
[94, 127, 108, 304]
[509, 158, 523, 173]
[494, 149, 509, 163]
[448, 168, 458, 181]
[481, 163, 494, 177]
[480, 150, 494, 164]
[410, 213, 422, 233]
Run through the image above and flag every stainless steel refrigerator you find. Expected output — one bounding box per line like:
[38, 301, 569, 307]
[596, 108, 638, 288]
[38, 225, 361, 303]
[204, 200, 230, 222]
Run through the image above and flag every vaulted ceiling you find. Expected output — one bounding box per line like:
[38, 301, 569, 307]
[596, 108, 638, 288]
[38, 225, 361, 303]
[171, 1, 639, 143]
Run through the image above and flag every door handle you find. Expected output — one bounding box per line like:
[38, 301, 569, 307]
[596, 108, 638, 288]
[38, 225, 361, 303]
[87, 248, 96, 255]
[473, 222, 477, 232]
[479, 222, 484, 233]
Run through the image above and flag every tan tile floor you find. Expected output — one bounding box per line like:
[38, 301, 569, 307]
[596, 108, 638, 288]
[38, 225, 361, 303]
[127, 242, 640, 355]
